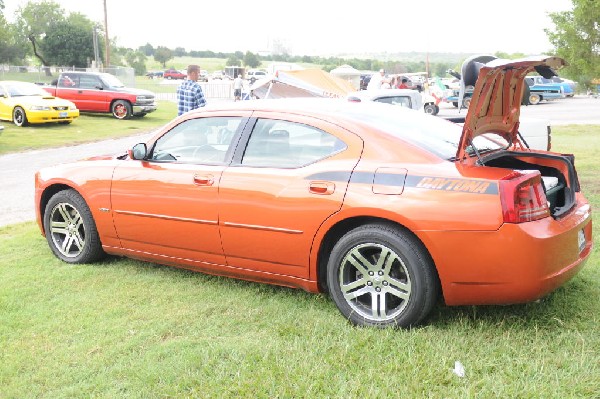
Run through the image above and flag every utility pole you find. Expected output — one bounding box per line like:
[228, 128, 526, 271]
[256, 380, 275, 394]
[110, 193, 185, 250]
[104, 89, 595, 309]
[103, 0, 110, 68]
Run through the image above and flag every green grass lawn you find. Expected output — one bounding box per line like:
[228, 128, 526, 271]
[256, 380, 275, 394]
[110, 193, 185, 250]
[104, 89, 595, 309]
[0, 101, 177, 155]
[0, 126, 599, 397]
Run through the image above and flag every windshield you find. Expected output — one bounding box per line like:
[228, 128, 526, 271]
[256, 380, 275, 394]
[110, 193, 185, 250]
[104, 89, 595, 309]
[6, 82, 49, 97]
[100, 73, 125, 88]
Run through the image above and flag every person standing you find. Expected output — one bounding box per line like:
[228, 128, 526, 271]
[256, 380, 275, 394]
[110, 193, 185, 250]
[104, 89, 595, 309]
[233, 74, 244, 101]
[367, 69, 388, 90]
[177, 64, 206, 116]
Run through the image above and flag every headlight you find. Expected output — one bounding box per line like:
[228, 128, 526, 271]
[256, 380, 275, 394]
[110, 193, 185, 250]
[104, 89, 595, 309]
[30, 105, 51, 111]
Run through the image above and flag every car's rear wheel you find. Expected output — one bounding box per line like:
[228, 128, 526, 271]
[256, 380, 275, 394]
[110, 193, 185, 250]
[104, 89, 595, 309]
[13, 107, 28, 127]
[44, 189, 105, 264]
[529, 93, 541, 105]
[111, 100, 132, 119]
[462, 96, 472, 108]
[327, 224, 438, 328]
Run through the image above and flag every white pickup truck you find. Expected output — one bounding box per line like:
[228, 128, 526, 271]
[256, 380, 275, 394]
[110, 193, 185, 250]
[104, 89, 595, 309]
[347, 89, 551, 151]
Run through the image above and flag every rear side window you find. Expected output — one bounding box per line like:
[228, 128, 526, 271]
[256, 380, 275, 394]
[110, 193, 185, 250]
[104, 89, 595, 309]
[242, 119, 346, 168]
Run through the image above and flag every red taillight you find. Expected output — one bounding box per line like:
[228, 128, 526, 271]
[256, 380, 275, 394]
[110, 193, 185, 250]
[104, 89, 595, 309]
[499, 171, 550, 223]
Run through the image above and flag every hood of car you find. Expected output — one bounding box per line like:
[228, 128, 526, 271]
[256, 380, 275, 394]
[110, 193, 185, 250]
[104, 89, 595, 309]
[109, 87, 155, 96]
[15, 94, 75, 107]
[457, 56, 566, 160]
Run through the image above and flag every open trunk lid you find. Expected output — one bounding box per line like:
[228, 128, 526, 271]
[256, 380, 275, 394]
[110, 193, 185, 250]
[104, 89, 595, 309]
[456, 56, 567, 161]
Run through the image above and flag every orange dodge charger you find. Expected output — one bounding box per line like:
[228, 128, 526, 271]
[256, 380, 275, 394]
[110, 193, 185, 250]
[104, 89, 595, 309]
[35, 57, 592, 328]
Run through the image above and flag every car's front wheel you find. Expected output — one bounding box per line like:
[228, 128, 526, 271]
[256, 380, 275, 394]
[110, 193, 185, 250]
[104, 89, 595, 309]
[423, 104, 439, 115]
[327, 224, 439, 328]
[13, 107, 28, 127]
[111, 100, 132, 119]
[44, 189, 105, 264]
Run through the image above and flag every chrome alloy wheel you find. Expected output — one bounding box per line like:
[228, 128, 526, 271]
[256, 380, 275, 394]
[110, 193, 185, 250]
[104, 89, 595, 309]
[49, 202, 86, 258]
[339, 243, 411, 321]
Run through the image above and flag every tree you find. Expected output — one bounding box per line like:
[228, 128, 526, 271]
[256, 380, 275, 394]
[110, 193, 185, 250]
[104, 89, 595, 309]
[139, 43, 154, 57]
[40, 13, 96, 68]
[125, 50, 147, 75]
[226, 56, 241, 67]
[174, 47, 187, 57]
[243, 51, 260, 68]
[154, 46, 173, 68]
[16, 0, 65, 66]
[546, 0, 600, 86]
[0, 13, 28, 64]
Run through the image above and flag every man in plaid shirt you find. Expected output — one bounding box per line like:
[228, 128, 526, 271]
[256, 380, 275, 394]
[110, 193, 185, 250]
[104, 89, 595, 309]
[177, 64, 207, 116]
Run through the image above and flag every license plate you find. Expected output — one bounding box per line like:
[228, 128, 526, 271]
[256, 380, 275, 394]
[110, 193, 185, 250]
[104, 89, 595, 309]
[59, 112, 67, 118]
[578, 229, 586, 254]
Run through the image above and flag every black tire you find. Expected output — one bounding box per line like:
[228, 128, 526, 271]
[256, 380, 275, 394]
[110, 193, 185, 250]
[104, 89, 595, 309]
[529, 93, 541, 105]
[327, 224, 438, 328]
[111, 100, 132, 120]
[452, 102, 459, 108]
[13, 106, 28, 127]
[43, 189, 105, 264]
[423, 104, 438, 115]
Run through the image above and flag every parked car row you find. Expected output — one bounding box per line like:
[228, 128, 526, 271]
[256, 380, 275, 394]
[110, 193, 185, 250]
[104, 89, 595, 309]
[1, 71, 158, 126]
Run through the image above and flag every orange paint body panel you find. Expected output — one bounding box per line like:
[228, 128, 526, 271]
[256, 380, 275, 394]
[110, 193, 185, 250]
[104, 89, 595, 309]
[35, 95, 593, 313]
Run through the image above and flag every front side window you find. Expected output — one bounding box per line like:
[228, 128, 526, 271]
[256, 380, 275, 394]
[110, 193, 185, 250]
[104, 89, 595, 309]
[58, 75, 79, 88]
[79, 75, 102, 90]
[150, 117, 243, 164]
[242, 119, 346, 168]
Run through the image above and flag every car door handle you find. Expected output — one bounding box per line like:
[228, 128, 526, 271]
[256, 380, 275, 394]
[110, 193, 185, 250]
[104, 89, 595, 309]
[309, 181, 335, 195]
[193, 174, 214, 186]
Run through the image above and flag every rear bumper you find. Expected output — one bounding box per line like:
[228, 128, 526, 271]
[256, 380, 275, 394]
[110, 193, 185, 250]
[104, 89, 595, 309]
[420, 198, 593, 306]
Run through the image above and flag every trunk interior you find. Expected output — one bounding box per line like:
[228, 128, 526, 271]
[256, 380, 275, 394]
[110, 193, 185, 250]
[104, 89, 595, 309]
[481, 151, 579, 218]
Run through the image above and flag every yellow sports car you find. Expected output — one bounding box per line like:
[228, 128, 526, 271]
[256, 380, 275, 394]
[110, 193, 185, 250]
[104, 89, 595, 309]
[0, 81, 79, 127]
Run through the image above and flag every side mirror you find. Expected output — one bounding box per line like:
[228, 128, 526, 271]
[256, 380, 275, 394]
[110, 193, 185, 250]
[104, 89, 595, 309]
[128, 143, 147, 160]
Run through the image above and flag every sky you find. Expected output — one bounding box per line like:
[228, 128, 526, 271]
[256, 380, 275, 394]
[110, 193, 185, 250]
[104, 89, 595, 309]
[4, 0, 574, 56]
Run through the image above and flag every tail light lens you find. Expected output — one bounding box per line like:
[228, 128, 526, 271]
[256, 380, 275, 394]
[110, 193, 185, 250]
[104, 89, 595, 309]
[499, 171, 550, 223]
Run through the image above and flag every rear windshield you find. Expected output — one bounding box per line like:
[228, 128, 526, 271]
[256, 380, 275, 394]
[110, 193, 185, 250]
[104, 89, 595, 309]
[341, 103, 463, 159]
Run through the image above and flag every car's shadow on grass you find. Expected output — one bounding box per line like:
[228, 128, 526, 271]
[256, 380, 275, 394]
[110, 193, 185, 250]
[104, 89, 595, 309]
[92, 255, 596, 332]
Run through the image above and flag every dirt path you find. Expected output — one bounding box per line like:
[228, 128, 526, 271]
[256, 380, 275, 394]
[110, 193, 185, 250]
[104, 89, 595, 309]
[0, 131, 155, 227]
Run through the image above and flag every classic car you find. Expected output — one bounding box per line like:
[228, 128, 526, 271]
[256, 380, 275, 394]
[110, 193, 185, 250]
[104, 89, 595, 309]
[525, 75, 566, 104]
[34, 56, 592, 328]
[0, 81, 79, 127]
